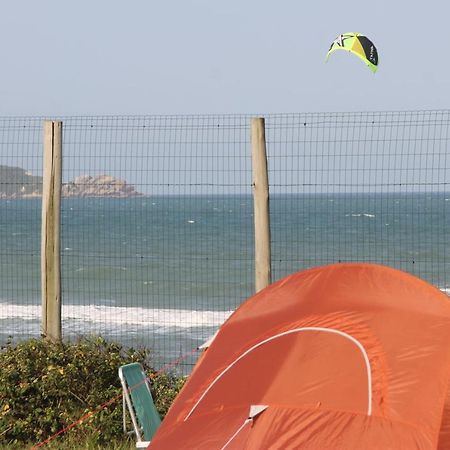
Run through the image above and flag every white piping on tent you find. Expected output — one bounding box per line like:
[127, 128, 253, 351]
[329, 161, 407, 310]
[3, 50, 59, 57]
[185, 327, 373, 421]
[220, 418, 252, 450]
[220, 405, 268, 450]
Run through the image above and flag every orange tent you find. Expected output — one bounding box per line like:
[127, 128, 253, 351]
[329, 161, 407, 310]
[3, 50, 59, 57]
[149, 263, 450, 449]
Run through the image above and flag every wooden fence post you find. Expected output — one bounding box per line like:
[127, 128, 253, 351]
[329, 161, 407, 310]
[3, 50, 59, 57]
[251, 117, 272, 292]
[41, 120, 62, 342]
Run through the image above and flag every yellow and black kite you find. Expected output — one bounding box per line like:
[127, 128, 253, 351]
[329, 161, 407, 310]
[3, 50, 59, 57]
[326, 32, 378, 72]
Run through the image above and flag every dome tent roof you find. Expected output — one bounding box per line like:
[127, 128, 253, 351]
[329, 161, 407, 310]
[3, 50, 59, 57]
[150, 263, 450, 450]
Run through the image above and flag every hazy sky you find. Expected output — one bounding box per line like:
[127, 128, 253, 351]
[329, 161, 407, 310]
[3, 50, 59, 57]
[0, 1, 449, 116]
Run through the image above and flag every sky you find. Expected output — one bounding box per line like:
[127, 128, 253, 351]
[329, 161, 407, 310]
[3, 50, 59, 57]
[0, 0, 449, 116]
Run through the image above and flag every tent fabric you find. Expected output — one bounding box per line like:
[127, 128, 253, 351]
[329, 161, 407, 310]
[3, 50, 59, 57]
[148, 263, 450, 449]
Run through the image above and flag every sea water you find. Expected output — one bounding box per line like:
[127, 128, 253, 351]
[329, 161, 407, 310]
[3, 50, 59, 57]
[1, 193, 449, 370]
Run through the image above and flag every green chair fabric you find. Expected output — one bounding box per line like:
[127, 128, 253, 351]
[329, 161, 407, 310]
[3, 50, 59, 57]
[119, 362, 161, 446]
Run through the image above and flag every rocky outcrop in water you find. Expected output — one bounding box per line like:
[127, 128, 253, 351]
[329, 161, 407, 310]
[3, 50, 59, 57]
[62, 175, 144, 198]
[0, 165, 143, 198]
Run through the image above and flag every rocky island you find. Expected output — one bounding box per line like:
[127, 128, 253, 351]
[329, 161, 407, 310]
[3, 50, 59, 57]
[62, 175, 144, 198]
[0, 165, 144, 198]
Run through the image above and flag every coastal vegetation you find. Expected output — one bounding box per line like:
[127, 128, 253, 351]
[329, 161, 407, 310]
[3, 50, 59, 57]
[0, 166, 42, 199]
[0, 337, 185, 449]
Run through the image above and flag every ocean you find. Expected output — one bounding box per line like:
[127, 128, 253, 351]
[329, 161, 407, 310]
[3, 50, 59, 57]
[1, 193, 449, 371]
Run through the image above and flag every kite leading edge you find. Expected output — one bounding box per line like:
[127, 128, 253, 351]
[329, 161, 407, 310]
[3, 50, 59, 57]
[326, 32, 378, 73]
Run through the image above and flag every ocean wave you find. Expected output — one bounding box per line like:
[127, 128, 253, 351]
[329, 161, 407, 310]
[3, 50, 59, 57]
[0, 303, 234, 328]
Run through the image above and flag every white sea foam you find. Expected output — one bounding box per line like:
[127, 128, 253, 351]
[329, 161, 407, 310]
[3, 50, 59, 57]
[0, 303, 233, 329]
[348, 213, 375, 218]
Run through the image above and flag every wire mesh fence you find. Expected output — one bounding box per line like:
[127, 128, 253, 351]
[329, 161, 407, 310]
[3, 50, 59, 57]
[0, 111, 449, 373]
[0, 118, 42, 341]
[61, 115, 253, 371]
[266, 111, 450, 288]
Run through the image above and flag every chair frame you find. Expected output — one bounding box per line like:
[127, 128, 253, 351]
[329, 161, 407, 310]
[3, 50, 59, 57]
[119, 362, 160, 448]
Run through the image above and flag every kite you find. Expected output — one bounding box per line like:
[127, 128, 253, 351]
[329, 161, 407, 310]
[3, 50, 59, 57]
[326, 32, 378, 72]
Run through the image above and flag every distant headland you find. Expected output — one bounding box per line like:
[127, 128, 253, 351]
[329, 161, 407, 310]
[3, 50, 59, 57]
[0, 165, 144, 199]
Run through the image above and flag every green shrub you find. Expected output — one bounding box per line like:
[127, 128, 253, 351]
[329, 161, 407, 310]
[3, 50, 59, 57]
[0, 336, 186, 447]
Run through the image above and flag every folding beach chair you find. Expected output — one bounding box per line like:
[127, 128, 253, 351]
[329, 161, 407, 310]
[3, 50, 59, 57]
[118, 362, 161, 448]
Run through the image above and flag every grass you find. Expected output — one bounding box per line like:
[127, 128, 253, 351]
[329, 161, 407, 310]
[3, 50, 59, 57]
[0, 432, 136, 449]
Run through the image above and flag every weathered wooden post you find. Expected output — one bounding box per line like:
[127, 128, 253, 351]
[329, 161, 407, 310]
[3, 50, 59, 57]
[251, 117, 272, 292]
[41, 120, 62, 342]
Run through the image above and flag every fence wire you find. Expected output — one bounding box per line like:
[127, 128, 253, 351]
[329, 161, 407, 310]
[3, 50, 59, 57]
[265, 111, 450, 288]
[61, 115, 252, 371]
[0, 118, 42, 342]
[0, 111, 449, 373]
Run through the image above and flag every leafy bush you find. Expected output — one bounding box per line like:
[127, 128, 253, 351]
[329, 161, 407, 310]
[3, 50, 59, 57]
[0, 337, 185, 447]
